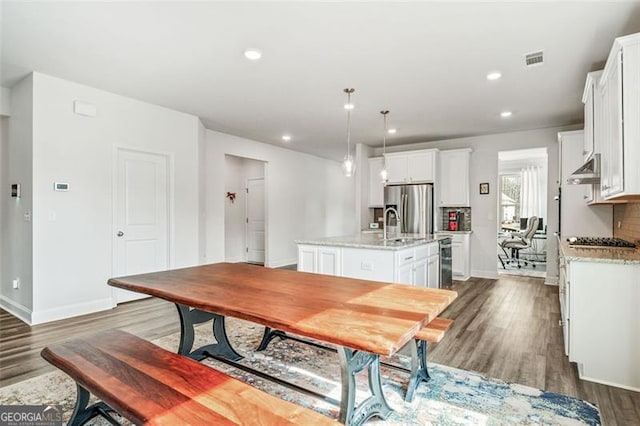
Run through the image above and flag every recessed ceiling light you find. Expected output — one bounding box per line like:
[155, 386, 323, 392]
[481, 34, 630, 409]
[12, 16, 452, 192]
[244, 49, 262, 60]
[487, 72, 502, 81]
[282, 135, 291, 142]
[500, 111, 513, 118]
[387, 128, 397, 134]
[344, 103, 354, 110]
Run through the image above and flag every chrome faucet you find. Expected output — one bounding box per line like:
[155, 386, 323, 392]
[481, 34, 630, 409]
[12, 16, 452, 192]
[383, 207, 401, 241]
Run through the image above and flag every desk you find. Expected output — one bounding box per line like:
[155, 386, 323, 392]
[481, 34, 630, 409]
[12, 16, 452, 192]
[108, 262, 457, 425]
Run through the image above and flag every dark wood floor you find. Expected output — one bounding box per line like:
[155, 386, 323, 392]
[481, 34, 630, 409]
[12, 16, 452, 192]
[1, 275, 639, 425]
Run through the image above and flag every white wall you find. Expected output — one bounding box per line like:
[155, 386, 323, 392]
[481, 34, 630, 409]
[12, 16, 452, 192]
[1, 87, 11, 116]
[197, 119, 207, 264]
[206, 130, 357, 267]
[25, 72, 200, 324]
[0, 76, 33, 322]
[373, 126, 573, 284]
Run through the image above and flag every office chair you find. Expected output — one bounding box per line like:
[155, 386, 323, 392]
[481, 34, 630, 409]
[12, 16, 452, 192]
[499, 216, 539, 268]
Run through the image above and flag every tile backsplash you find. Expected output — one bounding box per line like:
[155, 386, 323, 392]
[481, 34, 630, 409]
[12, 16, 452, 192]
[440, 207, 472, 231]
[613, 202, 640, 243]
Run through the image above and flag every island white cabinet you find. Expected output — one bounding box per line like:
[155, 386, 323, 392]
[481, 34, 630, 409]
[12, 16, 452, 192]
[342, 242, 439, 288]
[599, 33, 640, 200]
[427, 253, 439, 289]
[368, 157, 385, 207]
[559, 247, 640, 391]
[438, 149, 471, 207]
[297, 245, 342, 276]
[384, 149, 438, 184]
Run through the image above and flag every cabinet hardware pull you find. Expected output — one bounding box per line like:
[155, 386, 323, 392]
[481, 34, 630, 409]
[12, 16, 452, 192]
[405, 256, 413, 260]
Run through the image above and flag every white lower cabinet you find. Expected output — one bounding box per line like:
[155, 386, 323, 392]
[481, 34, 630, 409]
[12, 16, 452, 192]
[397, 263, 415, 285]
[436, 233, 470, 281]
[301, 242, 440, 287]
[297, 245, 341, 276]
[562, 257, 640, 391]
[427, 254, 439, 289]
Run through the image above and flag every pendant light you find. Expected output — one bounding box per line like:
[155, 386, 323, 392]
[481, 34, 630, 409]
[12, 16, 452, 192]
[341, 88, 356, 177]
[380, 110, 389, 184]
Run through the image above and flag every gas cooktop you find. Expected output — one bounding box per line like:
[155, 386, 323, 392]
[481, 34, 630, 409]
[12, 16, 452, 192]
[567, 237, 637, 249]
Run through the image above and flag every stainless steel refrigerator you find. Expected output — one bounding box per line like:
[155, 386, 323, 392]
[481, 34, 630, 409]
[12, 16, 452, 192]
[384, 184, 434, 235]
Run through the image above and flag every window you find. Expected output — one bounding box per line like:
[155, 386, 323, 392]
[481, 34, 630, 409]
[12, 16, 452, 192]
[500, 174, 521, 231]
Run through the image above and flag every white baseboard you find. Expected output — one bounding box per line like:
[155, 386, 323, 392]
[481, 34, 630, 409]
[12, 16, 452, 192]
[30, 297, 115, 325]
[268, 257, 297, 268]
[224, 256, 246, 263]
[578, 371, 640, 392]
[470, 270, 499, 280]
[544, 275, 558, 285]
[0, 295, 33, 325]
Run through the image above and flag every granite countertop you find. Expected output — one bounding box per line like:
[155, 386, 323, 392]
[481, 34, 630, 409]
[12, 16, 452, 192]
[558, 239, 640, 264]
[435, 230, 474, 235]
[296, 233, 449, 251]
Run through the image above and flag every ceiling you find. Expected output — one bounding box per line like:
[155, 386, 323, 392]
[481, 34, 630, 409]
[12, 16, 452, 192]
[3, 2, 640, 161]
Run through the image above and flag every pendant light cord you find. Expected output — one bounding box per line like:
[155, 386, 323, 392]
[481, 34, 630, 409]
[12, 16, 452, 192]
[346, 90, 352, 155]
[382, 111, 388, 154]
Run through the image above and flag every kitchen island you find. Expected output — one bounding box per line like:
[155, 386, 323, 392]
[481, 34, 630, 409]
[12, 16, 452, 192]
[296, 233, 449, 288]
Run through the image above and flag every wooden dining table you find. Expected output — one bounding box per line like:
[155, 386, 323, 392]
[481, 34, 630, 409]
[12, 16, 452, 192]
[108, 262, 457, 426]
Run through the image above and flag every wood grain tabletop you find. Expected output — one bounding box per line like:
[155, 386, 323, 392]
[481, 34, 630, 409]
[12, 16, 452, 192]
[108, 263, 457, 356]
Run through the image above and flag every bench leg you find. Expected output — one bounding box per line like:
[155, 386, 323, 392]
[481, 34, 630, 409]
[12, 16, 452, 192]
[175, 304, 243, 361]
[68, 384, 119, 426]
[337, 348, 392, 426]
[405, 339, 430, 402]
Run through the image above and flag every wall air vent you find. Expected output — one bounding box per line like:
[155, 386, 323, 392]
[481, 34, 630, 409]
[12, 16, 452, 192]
[525, 51, 544, 67]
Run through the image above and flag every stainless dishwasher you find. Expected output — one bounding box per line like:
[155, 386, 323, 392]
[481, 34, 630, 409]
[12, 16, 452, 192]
[439, 237, 452, 288]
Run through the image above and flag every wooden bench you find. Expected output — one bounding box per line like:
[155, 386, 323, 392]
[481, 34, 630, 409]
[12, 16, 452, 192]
[41, 329, 336, 425]
[405, 317, 454, 402]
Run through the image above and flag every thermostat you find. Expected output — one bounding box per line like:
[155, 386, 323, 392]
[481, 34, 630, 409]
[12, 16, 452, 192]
[54, 182, 69, 191]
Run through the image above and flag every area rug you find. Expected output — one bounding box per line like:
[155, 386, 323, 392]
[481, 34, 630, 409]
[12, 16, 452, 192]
[1, 318, 600, 425]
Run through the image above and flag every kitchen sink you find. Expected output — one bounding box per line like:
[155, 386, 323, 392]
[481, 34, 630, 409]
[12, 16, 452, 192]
[382, 237, 425, 246]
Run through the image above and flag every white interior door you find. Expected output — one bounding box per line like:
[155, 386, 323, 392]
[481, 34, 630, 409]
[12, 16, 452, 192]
[246, 178, 265, 264]
[114, 149, 169, 304]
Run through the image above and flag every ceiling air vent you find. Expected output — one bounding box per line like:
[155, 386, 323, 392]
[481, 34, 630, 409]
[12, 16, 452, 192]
[525, 51, 544, 67]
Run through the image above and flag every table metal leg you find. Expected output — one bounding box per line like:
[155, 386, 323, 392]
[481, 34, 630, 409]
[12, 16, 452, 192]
[175, 304, 243, 361]
[256, 326, 287, 351]
[68, 384, 119, 426]
[405, 339, 430, 402]
[337, 348, 392, 426]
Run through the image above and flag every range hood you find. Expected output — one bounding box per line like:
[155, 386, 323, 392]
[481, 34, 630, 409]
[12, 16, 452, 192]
[567, 154, 600, 185]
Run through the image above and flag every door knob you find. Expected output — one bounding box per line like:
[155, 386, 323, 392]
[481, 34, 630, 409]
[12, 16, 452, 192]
[117, 231, 124, 237]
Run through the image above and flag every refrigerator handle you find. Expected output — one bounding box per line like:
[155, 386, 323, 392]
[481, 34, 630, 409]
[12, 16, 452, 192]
[403, 193, 409, 233]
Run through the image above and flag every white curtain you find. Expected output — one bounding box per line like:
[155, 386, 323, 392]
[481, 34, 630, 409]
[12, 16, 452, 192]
[520, 166, 545, 220]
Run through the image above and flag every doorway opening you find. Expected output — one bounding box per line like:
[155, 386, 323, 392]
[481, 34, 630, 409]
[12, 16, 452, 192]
[224, 155, 267, 265]
[497, 148, 548, 278]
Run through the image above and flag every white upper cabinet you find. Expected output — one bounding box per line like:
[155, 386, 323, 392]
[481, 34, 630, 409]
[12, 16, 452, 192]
[599, 33, 640, 200]
[384, 149, 438, 184]
[438, 149, 471, 207]
[582, 71, 602, 162]
[368, 157, 385, 207]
